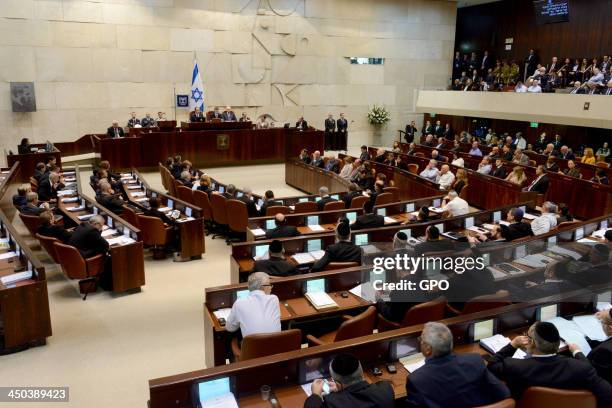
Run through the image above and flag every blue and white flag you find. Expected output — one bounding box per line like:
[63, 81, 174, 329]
[189, 60, 205, 112]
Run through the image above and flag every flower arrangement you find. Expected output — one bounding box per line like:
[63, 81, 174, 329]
[367, 105, 391, 125]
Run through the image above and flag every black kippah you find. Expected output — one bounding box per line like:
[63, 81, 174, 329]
[269, 240, 282, 253]
[396, 231, 407, 240]
[337, 222, 350, 238]
[535, 322, 560, 343]
[331, 353, 360, 376]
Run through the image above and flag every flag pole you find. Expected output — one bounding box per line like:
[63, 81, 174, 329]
[173, 82, 177, 120]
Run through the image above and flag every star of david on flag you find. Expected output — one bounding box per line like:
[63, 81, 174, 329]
[189, 60, 205, 112]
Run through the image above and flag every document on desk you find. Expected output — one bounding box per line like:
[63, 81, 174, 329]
[249, 228, 265, 237]
[67, 205, 86, 212]
[63, 178, 77, 183]
[514, 254, 556, 268]
[479, 334, 510, 354]
[572, 315, 608, 342]
[597, 302, 612, 312]
[308, 224, 325, 232]
[61, 197, 79, 203]
[305, 292, 338, 310]
[311, 250, 326, 260]
[467, 226, 489, 234]
[101, 229, 117, 238]
[135, 197, 149, 202]
[131, 192, 146, 197]
[57, 189, 75, 197]
[482, 223, 497, 230]
[547, 245, 582, 260]
[522, 213, 537, 220]
[498, 220, 510, 226]
[400, 353, 425, 373]
[0, 251, 17, 260]
[301, 383, 314, 397]
[384, 216, 398, 224]
[157, 207, 171, 213]
[0, 271, 32, 286]
[106, 236, 136, 246]
[176, 217, 195, 223]
[428, 207, 444, 214]
[292, 252, 315, 265]
[592, 228, 611, 239]
[546, 317, 591, 355]
[77, 214, 94, 221]
[213, 308, 232, 321]
[127, 185, 141, 190]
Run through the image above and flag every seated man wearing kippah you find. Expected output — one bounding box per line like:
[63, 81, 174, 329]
[253, 240, 297, 277]
[311, 221, 362, 272]
[305, 353, 394, 407]
[488, 322, 612, 406]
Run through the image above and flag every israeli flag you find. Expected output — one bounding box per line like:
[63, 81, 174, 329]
[189, 60, 205, 112]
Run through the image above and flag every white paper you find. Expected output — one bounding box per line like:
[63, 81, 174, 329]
[0, 271, 31, 286]
[249, 228, 265, 237]
[157, 207, 171, 213]
[499, 220, 510, 226]
[301, 383, 313, 397]
[292, 252, 315, 264]
[547, 245, 582, 260]
[135, 197, 149, 202]
[0, 251, 17, 260]
[400, 353, 426, 373]
[592, 228, 611, 238]
[201, 393, 239, 408]
[106, 236, 136, 246]
[57, 189, 75, 197]
[308, 225, 325, 232]
[62, 197, 79, 203]
[467, 226, 488, 234]
[480, 334, 511, 354]
[546, 317, 591, 355]
[127, 185, 141, 190]
[428, 207, 444, 214]
[131, 192, 146, 198]
[596, 302, 612, 312]
[384, 216, 397, 224]
[306, 292, 338, 308]
[572, 315, 608, 342]
[213, 308, 232, 320]
[101, 229, 117, 238]
[67, 206, 86, 212]
[522, 213, 537, 220]
[512, 348, 527, 359]
[349, 283, 376, 303]
[175, 217, 195, 223]
[311, 250, 326, 260]
[482, 223, 497, 230]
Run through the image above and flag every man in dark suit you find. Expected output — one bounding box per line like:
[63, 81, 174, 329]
[336, 113, 348, 151]
[37, 211, 72, 243]
[324, 155, 340, 173]
[107, 120, 125, 138]
[190, 107, 206, 122]
[404, 121, 417, 144]
[95, 182, 125, 215]
[259, 190, 283, 217]
[221, 184, 236, 200]
[237, 187, 259, 218]
[558, 146, 575, 160]
[127, 112, 140, 128]
[37, 172, 64, 202]
[265, 213, 301, 239]
[221, 106, 237, 122]
[525, 165, 549, 194]
[491, 159, 508, 179]
[68, 215, 110, 259]
[500, 207, 533, 241]
[253, 240, 297, 277]
[141, 113, 156, 127]
[433, 120, 443, 137]
[20, 192, 48, 216]
[209, 107, 223, 120]
[573, 309, 612, 385]
[304, 354, 394, 408]
[311, 222, 362, 272]
[352, 201, 384, 231]
[311, 151, 324, 168]
[406, 322, 510, 408]
[296, 116, 308, 131]
[316, 186, 338, 211]
[33, 162, 47, 184]
[442, 123, 452, 140]
[480, 50, 491, 75]
[359, 145, 371, 162]
[12, 186, 28, 209]
[414, 226, 455, 257]
[422, 120, 433, 137]
[143, 197, 175, 225]
[488, 322, 612, 406]
[342, 184, 361, 208]
[324, 114, 335, 150]
[524, 49, 539, 81]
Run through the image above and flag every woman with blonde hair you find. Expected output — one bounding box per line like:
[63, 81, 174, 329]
[392, 141, 401, 153]
[452, 168, 468, 195]
[505, 166, 526, 186]
[197, 174, 212, 194]
[581, 148, 596, 165]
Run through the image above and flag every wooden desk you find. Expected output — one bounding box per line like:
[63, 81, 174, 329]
[180, 121, 253, 131]
[56, 189, 145, 293]
[5, 144, 62, 182]
[285, 160, 352, 195]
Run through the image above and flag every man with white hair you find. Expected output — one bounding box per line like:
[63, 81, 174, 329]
[96, 181, 125, 215]
[436, 164, 455, 191]
[405, 322, 510, 408]
[569, 81, 587, 94]
[422, 134, 435, 147]
[477, 156, 492, 175]
[225, 272, 280, 338]
[530, 201, 557, 235]
[441, 190, 469, 217]
[527, 79, 542, 93]
[68, 215, 109, 259]
[603, 79, 612, 96]
[106, 120, 124, 138]
[237, 186, 259, 217]
[311, 150, 324, 168]
[316, 186, 337, 211]
[222, 106, 237, 122]
[588, 67, 605, 85]
[324, 154, 340, 173]
[419, 160, 439, 182]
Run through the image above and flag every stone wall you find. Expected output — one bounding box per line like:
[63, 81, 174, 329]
[0, 0, 455, 155]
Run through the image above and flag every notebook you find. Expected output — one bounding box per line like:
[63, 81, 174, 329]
[400, 353, 425, 373]
[479, 334, 510, 354]
[305, 292, 338, 311]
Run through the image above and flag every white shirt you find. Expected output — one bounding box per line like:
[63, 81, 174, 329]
[451, 158, 464, 168]
[419, 167, 439, 182]
[527, 85, 542, 93]
[515, 85, 528, 93]
[443, 197, 469, 217]
[516, 138, 527, 150]
[339, 164, 353, 180]
[478, 164, 492, 175]
[225, 290, 281, 337]
[531, 213, 558, 236]
[436, 172, 455, 190]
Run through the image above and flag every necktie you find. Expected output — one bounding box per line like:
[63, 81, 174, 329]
[115, 128, 118, 137]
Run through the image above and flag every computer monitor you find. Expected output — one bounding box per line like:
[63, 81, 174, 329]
[537, 304, 558, 321]
[435, 223, 444, 233]
[354, 233, 368, 246]
[306, 216, 319, 226]
[107, 217, 113, 228]
[377, 208, 386, 216]
[185, 207, 192, 217]
[151, 192, 157, 198]
[469, 319, 496, 342]
[236, 289, 249, 300]
[519, 206, 526, 214]
[515, 245, 527, 259]
[432, 199, 441, 207]
[167, 199, 174, 209]
[80, 198, 85, 207]
[254, 244, 269, 258]
[596, 291, 611, 310]
[493, 211, 502, 223]
[299, 197, 309, 203]
[305, 278, 326, 293]
[464, 217, 474, 228]
[265, 219, 276, 230]
[307, 239, 322, 252]
[600, 220, 608, 230]
[236, 192, 243, 198]
[218, 186, 225, 194]
[123, 227, 130, 238]
[257, 198, 264, 208]
[297, 355, 333, 383]
[193, 377, 233, 407]
[548, 235, 557, 246]
[314, 196, 322, 202]
[405, 203, 415, 213]
[330, 194, 339, 200]
[345, 212, 357, 223]
[400, 228, 412, 238]
[211, 183, 216, 190]
[389, 337, 420, 360]
[574, 227, 584, 240]
[93, 207, 98, 215]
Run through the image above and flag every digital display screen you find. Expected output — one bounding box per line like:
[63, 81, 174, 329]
[519, 206, 526, 214]
[236, 289, 249, 299]
[307, 239, 322, 252]
[197, 377, 231, 403]
[533, 0, 569, 25]
[107, 217, 113, 228]
[298, 355, 333, 383]
[218, 186, 225, 193]
[400, 229, 412, 238]
[538, 304, 558, 321]
[406, 203, 415, 213]
[299, 197, 309, 203]
[315, 196, 322, 202]
[465, 217, 474, 228]
[236, 192, 243, 198]
[330, 194, 339, 200]
[185, 207, 192, 217]
[306, 216, 319, 226]
[355, 233, 368, 246]
[257, 199, 264, 208]
[575, 227, 584, 240]
[254, 245, 269, 258]
[473, 319, 494, 341]
[600, 220, 608, 230]
[515, 245, 526, 259]
[167, 199, 174, 209]
[93, 207, 98, 215]
[435, 223, 444, 233]
[265, 219, 276, 230]
[306, 278, 325, 293]
[433, 199, 441, 207]
[548, 236, 557, 246]
[389, 337, 419, 360]
[346, 212, 357, 222]
[377, 208, 386, 216]
[493, 211, 501, 223]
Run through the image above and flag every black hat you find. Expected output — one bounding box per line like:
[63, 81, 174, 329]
[269, 240, 283, 254]
[337, 222, 350, 238]
[396, 231, 408, 241]
[535, 322, 560, 343]
[331, 353, 360, 376]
